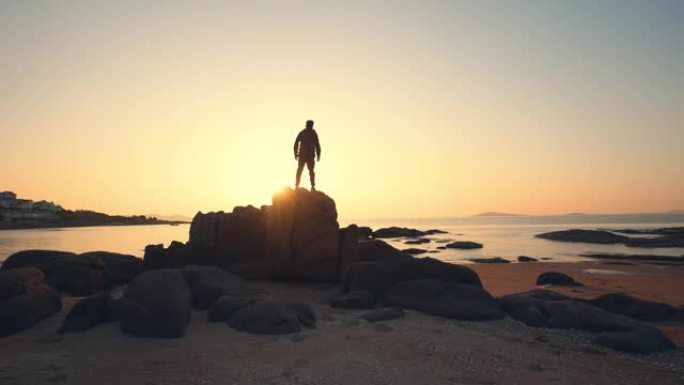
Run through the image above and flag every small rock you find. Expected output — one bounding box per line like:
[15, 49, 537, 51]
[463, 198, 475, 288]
[445, 241, 483, 250]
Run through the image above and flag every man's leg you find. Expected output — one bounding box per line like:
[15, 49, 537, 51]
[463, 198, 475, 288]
[307, 159, 316, 191]
[295, 158, 306, 188]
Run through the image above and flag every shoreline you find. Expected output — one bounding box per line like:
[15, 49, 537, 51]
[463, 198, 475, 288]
[0, 221, 190, 231]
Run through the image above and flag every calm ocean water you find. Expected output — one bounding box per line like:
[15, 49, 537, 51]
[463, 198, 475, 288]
[1, 214, 683, 264]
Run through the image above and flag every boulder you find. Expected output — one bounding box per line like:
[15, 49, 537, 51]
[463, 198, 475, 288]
[536, 229, 628, 245]
[359, 307, 404, 323]
[537, 272, 583, 287]
[1, 250, 110, 296]
[182, 265, 267, 310]
[402, 248, 428, 255]
[337, 225, 360, 281]
[119, 269, 191, 338]
[59, 291, 119, 333]
[517, 256, 538, 262]
[80, 251, 142, 284]
[286, 301, 317, 329]
[395, 257, 482, 288]
[405, 238, 430, 245]
[0, 290, 63, 338]
[586, 293, 678, 322]
[143, 242, 186, 270]
[501, 290, 675, 353]
[342, 262, 391, 299]
[329, 291, 375, 309]
[357, 226, 373, 239]
[387, 279, 503, 320]
[0, 267, 46, 301]
[469, 257, 511, 264]
[207, 295, 262, 322]
[358, 240, 413, 265]
[228, 301, 301, 335]
[372, 227, 445, 238]
[445, 241, 483, 250]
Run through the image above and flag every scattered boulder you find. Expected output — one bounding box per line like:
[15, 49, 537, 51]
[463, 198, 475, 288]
[59, 291, 119, 333]
[207, 295, 262, 322]
[359, 307, 404, 323]
[402, 248, 428, 255]
[537, 272, 583, 287]
[445, 241, 483, 250]
[182, 265, 266, 310]
[517, 256, 538, 262]
[286, 301, 317, 329]
[372, 227, 445, 239]
[80, 251, 142, 284]
[387, 279, 504, 320]
[120, 269, 191, 338]
[329, 291, 375, 309]
[586, 293, 678, 322]
[469, 257, 510, 264]
[228, 301, 301, 335]
[1, 250, 110, 296]
[501, 290, 675, 353]
[405, 238, 430, 245]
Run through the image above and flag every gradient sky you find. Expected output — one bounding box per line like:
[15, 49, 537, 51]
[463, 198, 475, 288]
[1, 1, 683, 220]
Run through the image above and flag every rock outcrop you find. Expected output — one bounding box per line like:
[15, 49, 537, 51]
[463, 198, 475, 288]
[445, 241, 483, 249]
[188, 188, 342, 280]
[59, 291, 119, 334]
[372, 227, 446, 238]
[536, 229, 684, 248]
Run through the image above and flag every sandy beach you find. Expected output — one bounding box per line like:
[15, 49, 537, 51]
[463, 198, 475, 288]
[2, 260, 683, 385]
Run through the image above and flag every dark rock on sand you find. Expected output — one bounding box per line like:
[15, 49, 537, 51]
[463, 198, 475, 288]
[402, 248, 428, 255]
[587, 293, 678, 322]
[537, 272, 583, 287]
[228, 301, 301, 335]
[359, 307, 404, 323]
[207, 295, 262, 322]
[469, 257, 511, 264]
[387, 279, 504, 320]
[372, 227, 445, 239]
[286, 301, 317, 329]
[80, 251, 142, 284]
[517, 256, 538, 262]
[182, 265, 266, 310]
[500, 290, 675, 353]
[120, 269, 191, 338]
[405, 238, 431, 245]
[397, 257, 483, 288]
[0, 268, 62, 338]
[329, 290, 375, 309]
[445, 241, 483, 250]
[59, 291, 119, 333]
[1, 250, 110, 296]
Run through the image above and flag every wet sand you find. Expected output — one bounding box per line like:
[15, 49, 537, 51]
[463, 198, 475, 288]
[1, 261, 683, 385]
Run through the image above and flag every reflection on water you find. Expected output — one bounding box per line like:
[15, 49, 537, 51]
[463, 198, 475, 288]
[0, 224, 190, 261]
[1, 214, 683, 264]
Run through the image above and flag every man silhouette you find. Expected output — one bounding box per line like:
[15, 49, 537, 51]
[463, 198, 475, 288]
[294, 120, 321, 191]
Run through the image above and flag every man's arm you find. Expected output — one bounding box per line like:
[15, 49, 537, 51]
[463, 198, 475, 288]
[293, 132, 301, 159]
[314, 131, 321, 160]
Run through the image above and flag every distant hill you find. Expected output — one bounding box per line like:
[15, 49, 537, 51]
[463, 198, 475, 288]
[564, 212, 587, 216]
[472, 212, 524, 217]
[668, 209, 684, 214]
[147, 214, 192, 222]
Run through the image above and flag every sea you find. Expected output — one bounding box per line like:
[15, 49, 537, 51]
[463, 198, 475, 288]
[1, 213, 683, 264]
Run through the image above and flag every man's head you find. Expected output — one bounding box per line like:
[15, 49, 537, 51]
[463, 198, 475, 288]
[305, 120, 314, 129]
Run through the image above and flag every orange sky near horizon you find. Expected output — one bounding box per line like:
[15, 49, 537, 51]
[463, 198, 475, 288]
[2, 1, 683, 220]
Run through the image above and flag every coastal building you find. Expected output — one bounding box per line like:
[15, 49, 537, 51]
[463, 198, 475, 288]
[0, 191, 63, 221]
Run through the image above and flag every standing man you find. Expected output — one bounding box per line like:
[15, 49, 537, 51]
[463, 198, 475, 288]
[294, 120, 321, 191]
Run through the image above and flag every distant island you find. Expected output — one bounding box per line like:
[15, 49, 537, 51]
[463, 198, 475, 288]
[472, 212, 524, 217]
[564, 212, 587, 216]
[0, 191, 189, 230]
[668, 209, 684, 214]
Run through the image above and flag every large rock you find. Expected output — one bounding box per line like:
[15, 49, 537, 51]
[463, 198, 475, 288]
[227, 301, 301, 335]
[445, 241, 483, 249]
[500, 290, 675, 353]
[586, 293, 678, 322]
[182, 265, 266, 310]
[337, 225, 360, 279]
[537, 272, 583, 287]
[387, 279, 504, 320]
[59, 291, 119, 333]
[342, 262, 391, 299]
[1, 250, 110, 295]
[188, 188, 342, 280]
[80, 251, 142, 284]
[0, 268, 62, 338]
[372, 227, 446, 238]
[120, 269, 191, 338]
[395, 257, 482, 288]
[207, 295, 263, 322]
[536, 229, 628, 244]
[143, 241, 186, 270]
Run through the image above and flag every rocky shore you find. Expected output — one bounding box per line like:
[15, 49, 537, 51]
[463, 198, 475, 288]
[1, 189, 683, 384]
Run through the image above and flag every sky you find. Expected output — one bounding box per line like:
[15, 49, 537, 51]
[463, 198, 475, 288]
[1, 1, 683, 220]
